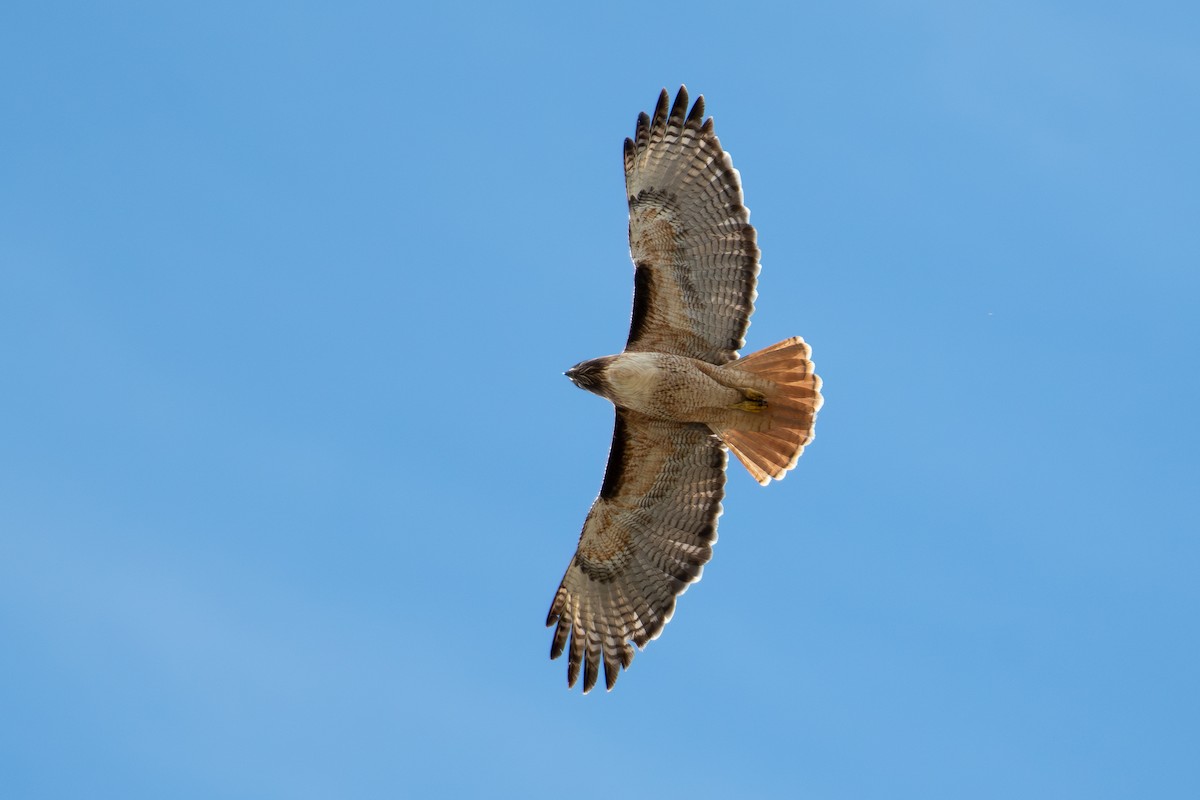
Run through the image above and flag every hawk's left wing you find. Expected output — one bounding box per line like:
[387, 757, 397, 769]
[546, 409, 726, 692]
[623, 86, 760, 365]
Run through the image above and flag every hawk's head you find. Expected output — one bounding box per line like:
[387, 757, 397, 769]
[565, 357, 614, 396]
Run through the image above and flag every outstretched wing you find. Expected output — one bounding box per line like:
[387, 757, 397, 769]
[624, 86, 760, 365]
[546, 409, 726, 692]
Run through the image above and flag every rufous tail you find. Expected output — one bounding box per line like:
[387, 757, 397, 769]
[715, 336, 823, 485]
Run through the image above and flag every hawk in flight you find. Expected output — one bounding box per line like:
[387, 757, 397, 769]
[547, 86, 823, 692]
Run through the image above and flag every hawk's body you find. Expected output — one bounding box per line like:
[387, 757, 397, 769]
[547, 87, 823, 693]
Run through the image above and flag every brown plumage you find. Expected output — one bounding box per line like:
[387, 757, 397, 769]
[547, 86, 824, 693]
[712, 337, 823, 485]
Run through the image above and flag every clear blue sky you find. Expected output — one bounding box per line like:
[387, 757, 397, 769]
[2, 2, 1197, 798]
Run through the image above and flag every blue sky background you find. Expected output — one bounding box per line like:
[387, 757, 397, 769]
[2, 2, 1198, 797]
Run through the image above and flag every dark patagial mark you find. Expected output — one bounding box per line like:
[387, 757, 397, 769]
[598, 412, 629, 500]
[626, 263, 654, 348]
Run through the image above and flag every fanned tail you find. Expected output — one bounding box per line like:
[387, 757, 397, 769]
[714, 337, 823, 485]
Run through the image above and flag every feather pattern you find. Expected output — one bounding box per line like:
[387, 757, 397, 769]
[546, 410, 725, 692]
[623, 86, 760, 365]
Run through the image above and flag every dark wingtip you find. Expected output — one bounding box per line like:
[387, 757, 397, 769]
[566, 657, 580, 688]
[620, 643, 634, 669]
[582, 657, 599, 694]
[652, 88, 669, 126]
[670, 85, 689, 120]
[546, 590, 565, 627]
[604, 659, 619, 691]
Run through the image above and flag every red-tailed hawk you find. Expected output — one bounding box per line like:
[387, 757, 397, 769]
[547, 87, 823, 693]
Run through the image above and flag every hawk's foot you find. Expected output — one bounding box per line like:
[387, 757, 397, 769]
[731, 388, 767, 413]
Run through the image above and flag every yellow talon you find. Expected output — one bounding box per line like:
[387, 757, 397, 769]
[732, 388, 767, 413]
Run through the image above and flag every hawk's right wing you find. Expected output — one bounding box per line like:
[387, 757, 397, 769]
[546, 409, 726, 693]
